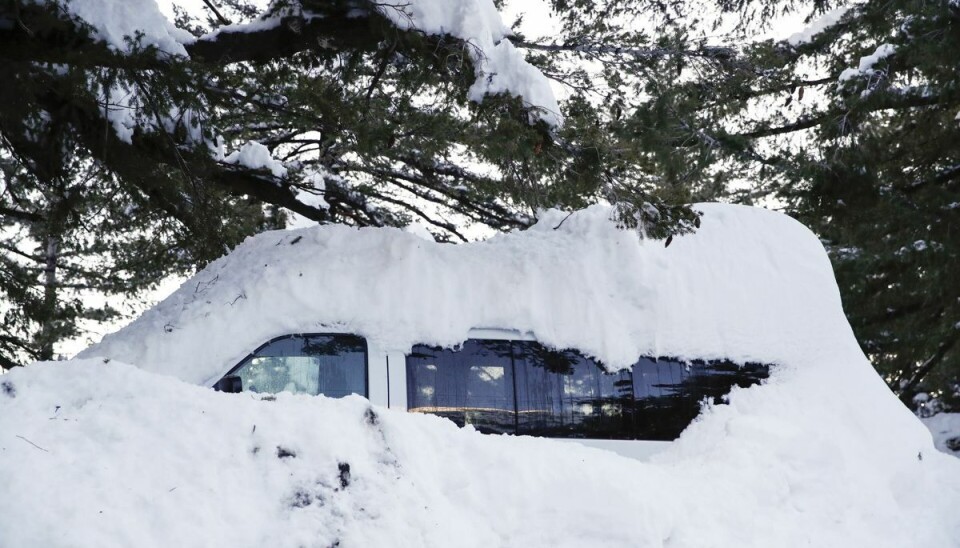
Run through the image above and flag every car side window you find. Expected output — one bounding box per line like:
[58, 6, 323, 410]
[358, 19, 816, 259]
[405, 340, 516, 434]
[219, 334, 367, 398]
[406, 338, 770, 440]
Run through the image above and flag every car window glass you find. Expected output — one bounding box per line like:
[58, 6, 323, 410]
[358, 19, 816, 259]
[406, 340, 516, 434]
[406, 338, 769, 441]
[225, 334, 367, 398]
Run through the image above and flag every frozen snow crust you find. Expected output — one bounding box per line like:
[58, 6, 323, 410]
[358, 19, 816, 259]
[0, 203, 924, 545]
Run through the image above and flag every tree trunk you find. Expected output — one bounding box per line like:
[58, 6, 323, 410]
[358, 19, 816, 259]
[37, 233, 59, 361]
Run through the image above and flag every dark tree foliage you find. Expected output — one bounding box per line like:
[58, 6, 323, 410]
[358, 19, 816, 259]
[539, 0, 960, 411]
[0, 0, 702, 367]
[781, 2, 960, 413]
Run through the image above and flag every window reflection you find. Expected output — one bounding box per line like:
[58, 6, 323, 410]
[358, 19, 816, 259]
[223, 334, 367, 398]
[406, 340, 516, 434]
[406, 339, 770, 441]
[514, 343, 634, 439]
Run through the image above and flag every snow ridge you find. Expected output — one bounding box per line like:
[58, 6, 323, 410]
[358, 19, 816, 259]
[83, 204, 848, 385]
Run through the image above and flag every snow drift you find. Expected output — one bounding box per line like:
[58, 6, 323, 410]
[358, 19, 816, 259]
[3, 203, 959, 546]
[84, 204, 850, 386]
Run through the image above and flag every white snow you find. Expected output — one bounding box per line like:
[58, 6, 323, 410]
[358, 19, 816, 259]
[53, 0, 559, 127]
[839, 43, 897, 82]
[376, 0, 562, 126]
[403, 220, 436, 241]
[1, 355, 957, 546]
[43, 0, 195, 56]
[224, 141, 288, 178]
[786, 6, 850, 46]
[83, 203, 850, 385]
[4, 203, 958, 546]
[199, 14, 283, 40]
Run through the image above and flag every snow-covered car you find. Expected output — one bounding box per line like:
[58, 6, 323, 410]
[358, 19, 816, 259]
[68, 202, 932, 458]
[86, 203, 803, 458]
[4, 203, 959, 547]
[209, 329, 769, 459]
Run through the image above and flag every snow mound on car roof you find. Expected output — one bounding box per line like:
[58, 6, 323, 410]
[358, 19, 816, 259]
[84, 203, 851, 386]
[1, 360, 959, 548]
[9, 203, 960, 545]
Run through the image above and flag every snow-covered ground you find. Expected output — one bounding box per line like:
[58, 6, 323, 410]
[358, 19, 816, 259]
[3, 204, 960, 546]
[1, 359, 958, 548]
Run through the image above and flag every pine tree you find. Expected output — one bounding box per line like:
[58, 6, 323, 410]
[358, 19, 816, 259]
[0, 0, 702, 367]
[538, 0, 960, 410]
[5, 0, 956, 408]
[779, 1, 960, 412]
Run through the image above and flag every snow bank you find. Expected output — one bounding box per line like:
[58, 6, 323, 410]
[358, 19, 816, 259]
[8, 203, 960, 545]
[1, 360, 958, 548]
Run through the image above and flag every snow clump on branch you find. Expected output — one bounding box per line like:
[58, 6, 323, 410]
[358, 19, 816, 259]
[41, 0, 195, 56]
[224, 141, 289, 179]
[376, 0, 563, 126]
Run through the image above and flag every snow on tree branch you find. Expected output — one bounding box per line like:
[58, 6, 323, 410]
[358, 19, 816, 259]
[28, 0, 195, 56]
[374, 0, 562, 126]
[47, 0, 560, 126]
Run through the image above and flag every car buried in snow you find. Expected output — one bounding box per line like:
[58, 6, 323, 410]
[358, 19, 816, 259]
[210, 329, 770, 459]
[81, 203, 839, 459]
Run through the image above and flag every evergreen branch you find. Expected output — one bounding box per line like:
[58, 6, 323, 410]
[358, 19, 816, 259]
[345, 158, 527, 229]
[0, 205, 43, 223]
[201, 0, 232, 27]
[347, 164, 495, 229]
[186, 13, 381, 64]
[510, 39, 736, 61]
[0, 242, 43, 264]
[0, 333, 36, 359]
[899, 337, 959, 398]
[902, 164, 960, 195]
[735, 114, 825, 139]
[733, 93, 945, 140]
[360, 186, 468, 242]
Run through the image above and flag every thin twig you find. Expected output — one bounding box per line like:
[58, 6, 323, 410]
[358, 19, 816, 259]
[553, 211, 574, 230]
[202, 0, 232, 26]
[16, 435, 49, 452]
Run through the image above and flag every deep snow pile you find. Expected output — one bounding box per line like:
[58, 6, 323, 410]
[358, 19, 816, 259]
[4, 203, 959, 546]
[1, 360, 959, 548]
[85, 204, 851, 387]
